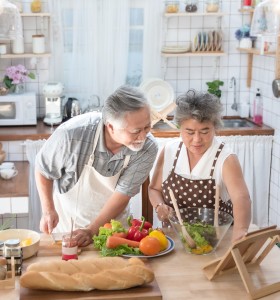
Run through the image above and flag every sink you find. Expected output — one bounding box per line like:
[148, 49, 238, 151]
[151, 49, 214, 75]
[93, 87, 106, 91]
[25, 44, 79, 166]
[222, 119, 255, 128]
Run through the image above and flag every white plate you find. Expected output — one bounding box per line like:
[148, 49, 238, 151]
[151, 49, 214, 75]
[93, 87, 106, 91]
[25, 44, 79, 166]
[122, 236, 175, 258]
[162, 45, 190, 53]
[140, 78, 174, 112]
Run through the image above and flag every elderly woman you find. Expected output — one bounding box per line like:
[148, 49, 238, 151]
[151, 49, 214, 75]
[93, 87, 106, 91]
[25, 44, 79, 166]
[149, 89, 251, 243]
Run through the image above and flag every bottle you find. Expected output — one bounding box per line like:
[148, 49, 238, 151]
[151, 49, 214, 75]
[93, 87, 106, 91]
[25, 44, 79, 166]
[253, 88, 263, 125]
[31, 0, 42, 13]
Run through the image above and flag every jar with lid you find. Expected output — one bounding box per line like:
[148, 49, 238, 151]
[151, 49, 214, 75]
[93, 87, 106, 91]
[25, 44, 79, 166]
[32, 34, 45, 54]
[165, 1, 180, 13]
[206, 0, 220, 13]
[31, 0, 42, 13]
[4, 239, 22, 276]
[185, 0, 198, 13]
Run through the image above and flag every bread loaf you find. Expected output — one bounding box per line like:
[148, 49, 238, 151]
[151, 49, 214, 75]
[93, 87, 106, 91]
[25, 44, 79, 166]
[20, 257, 154, 291]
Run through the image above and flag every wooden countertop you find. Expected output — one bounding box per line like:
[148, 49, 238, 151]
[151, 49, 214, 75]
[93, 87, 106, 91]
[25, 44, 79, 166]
[0, 161, 29, 197]
[0, 118, 275, 141]
[2, 226, 280, 300]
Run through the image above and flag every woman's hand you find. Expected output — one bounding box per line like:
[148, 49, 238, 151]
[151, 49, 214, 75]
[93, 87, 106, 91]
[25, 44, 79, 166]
[156, 203, 174, 222]
[73, 228, 93, 247]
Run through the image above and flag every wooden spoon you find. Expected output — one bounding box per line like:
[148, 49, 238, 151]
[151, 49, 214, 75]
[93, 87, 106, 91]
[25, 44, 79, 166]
[169, 189, 196, 249]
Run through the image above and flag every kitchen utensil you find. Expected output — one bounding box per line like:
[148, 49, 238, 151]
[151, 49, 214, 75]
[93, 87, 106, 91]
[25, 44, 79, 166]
[168, 189, 196, 248]
[272, 79, 280, 98]
[214, 185, 219, 227]
[63, 97, 81, 121]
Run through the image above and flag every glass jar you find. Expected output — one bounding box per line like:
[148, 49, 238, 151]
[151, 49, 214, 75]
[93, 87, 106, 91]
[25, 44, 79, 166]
[206, 0, 220, 13]
[31, 0, 42, 13]
[165, 1, 180, 13]
[185, 0, 198, 13]
[0, 257, 7, 280]
[62, 234, 78, 261]
[4, 239, 23, 276]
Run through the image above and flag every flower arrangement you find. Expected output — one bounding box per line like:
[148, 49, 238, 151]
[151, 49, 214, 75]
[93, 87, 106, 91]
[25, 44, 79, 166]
[235, 24, 252, 41]
[3, 64, 35, 91]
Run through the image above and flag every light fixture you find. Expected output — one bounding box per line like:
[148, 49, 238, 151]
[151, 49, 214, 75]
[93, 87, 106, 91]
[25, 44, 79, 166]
[250, 0, 280, 37]
[0, 0, 23, 40]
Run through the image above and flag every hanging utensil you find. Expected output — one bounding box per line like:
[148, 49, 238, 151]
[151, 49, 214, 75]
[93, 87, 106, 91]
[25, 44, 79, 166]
[168, 189, 196, 249]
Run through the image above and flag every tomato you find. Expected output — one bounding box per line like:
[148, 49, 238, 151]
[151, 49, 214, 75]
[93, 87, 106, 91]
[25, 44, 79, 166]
[139, 236, 161, 256]
[149, 230, 168, 251]
[103, 223, 112, 229]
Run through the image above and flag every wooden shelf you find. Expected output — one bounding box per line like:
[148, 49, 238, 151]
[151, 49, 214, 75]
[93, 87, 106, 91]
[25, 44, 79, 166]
[238, 8, 254, 13]
[20, 13, 51, 17]
[237, 47, 276, 56]
[0, 53, 51, 59]
[161, 51, 225, 57]
[164, 12, 225, 17]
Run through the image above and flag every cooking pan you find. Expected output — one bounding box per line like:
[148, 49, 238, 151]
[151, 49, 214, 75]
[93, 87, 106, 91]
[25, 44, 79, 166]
[272, 79, 280, 98]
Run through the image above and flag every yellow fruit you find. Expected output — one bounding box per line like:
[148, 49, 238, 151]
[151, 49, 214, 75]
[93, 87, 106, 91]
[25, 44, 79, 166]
[21, 238, 32, 247]
[149, 230, 168, 251]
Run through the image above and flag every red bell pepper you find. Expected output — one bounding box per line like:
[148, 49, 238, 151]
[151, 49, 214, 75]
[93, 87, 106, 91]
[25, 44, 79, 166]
[126, 216, 149, 242]
[127, 216, 152, 230]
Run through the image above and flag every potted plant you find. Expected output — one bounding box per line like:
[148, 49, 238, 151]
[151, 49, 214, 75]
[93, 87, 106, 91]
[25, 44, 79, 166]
[206, 79, 224, 99]
[235, 24, 254, 49]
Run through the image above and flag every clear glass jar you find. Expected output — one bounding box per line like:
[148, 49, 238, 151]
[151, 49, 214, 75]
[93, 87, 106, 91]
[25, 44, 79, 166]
[165, 1, 180, 13]
[185, 0, 198, 13]
[4, 239, 23, 276]
[206, 0, 220, 13]
[62, 234, 78, 261]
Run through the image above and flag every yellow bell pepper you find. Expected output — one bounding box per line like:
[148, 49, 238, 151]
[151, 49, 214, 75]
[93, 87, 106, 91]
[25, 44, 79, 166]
[149, 230, 168, 251]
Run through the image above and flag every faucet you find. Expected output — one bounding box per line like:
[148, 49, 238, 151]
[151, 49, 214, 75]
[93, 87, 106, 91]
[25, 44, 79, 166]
[230, 77, 238, 111]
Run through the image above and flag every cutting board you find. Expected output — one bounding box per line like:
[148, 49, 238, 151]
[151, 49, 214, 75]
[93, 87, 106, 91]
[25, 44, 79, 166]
[20, 279, 162, 300]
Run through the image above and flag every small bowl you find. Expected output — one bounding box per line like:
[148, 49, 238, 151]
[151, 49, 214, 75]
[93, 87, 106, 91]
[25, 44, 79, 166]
[0, 229, 40, 259]
[169, 207, 233, 255]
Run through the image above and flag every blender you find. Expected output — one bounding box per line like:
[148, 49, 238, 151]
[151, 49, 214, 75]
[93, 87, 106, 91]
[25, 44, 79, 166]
[43, 82, 64, 125]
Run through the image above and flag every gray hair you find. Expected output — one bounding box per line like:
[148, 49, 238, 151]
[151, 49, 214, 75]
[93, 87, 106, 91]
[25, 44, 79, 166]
[102, 85, 149, 127]
[174, 89, 223, 129]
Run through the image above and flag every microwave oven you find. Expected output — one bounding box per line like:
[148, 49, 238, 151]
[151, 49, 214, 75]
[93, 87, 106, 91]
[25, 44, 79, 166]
[0, 92, 37, 126]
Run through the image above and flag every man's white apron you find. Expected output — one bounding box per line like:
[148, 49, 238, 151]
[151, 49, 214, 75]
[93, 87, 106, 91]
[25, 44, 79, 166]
[53, 121, 130, 233]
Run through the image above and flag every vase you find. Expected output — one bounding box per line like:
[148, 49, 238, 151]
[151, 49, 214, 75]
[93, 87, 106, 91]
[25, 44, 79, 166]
[239, 38, 252, 49]
[10, 84, 25, 94]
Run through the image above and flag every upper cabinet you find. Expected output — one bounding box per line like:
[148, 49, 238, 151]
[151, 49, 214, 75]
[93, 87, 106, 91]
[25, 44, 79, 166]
[0, 13, 51, 59]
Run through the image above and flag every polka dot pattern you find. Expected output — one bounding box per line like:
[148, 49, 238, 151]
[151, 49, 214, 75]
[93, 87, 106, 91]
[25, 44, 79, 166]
[162, 141, 233, 216]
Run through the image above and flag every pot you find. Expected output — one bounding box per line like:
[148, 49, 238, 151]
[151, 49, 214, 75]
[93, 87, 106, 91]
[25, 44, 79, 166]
[272, 79, 280, 98]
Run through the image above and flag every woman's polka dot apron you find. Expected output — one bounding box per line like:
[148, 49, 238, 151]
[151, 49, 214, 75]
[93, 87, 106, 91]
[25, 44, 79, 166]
[162, 142, 233, 216]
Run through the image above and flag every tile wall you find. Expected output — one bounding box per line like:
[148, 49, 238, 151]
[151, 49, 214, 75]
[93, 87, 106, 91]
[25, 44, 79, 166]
[0, 0, 280, 227]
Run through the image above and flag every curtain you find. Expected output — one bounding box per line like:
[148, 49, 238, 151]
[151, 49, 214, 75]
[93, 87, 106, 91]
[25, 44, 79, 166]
[151, 136, 273, 228]
[48, 0, 130, 102]
[25, 139, 46, 232]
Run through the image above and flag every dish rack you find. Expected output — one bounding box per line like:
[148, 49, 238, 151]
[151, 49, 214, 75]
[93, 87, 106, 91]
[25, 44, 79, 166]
[0, 256, 15, 289]
[151, 102, 177, 129]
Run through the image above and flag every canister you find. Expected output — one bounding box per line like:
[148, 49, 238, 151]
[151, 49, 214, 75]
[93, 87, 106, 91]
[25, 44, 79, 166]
[32, 34, 45, 54]
[0, 44, 7, 55]
[4, 239, 23, 276]
[12, 38, 24, 54]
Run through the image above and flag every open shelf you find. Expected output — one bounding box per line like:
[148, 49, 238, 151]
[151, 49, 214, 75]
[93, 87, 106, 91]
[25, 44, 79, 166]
[164, 12, 225, 18]
[237, 48, 276, 56]
[20, 13, 51, 17]
[0, 53, 51, 59]
[161, 51, 225, 57]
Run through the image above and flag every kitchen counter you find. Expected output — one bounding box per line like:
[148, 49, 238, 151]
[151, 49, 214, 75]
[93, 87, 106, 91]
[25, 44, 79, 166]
[0, 118, 275, 141]
[2, 226, 280, 300]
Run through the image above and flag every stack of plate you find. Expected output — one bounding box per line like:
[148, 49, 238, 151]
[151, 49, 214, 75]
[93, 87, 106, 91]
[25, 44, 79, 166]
[193, 30, 223, 52]
[139, 78, 174, 112]
[161, 44, 191, 54]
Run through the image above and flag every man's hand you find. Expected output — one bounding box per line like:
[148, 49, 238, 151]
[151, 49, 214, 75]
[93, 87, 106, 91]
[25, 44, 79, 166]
[73, 228, 93, 247]
[40, 210, 59, 234]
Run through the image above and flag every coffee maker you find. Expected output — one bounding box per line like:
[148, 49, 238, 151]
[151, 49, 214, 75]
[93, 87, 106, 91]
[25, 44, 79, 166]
[43, 82, 64, 125]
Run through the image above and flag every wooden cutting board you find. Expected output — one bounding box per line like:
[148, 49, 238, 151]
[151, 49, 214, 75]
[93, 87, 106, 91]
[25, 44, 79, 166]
[20, 279, 162, 300]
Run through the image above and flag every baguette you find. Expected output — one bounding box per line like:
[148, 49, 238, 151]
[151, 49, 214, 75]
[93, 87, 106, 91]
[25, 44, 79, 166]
[20, 257, 154, 291]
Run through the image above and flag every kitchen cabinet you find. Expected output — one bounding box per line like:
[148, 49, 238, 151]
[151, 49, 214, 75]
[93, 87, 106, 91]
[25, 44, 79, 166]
[237, 8, 280, 87]
[0, 13, 51, 59]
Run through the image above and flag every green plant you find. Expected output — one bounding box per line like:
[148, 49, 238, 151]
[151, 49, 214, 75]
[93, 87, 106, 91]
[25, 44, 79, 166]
[206, 80, 224, 99]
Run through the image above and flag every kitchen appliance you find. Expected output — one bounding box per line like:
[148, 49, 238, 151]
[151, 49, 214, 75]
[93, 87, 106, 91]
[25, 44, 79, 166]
[0, 92, 37, 126]
[62, 97, 81, 122]
[43, 82, 64, 125]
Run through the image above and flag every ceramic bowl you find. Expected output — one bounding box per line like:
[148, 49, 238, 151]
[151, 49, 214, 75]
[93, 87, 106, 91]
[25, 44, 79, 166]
[169, 207, 233, 255]
[0, 229, 40, 259]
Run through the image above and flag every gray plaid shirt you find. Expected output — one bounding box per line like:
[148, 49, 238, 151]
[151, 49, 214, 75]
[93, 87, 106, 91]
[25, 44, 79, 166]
[35, 113, 158, 197]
